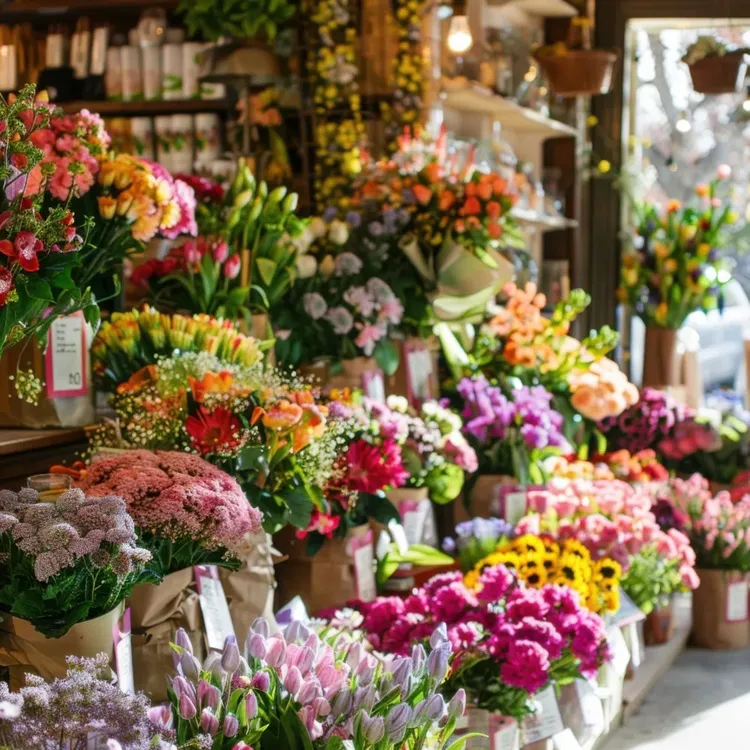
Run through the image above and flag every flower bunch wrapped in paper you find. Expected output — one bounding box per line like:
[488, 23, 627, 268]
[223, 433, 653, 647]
[366, 395, 478, 505]
[442, 517, 515, 572]
[464, 534, 622, 616]
[456, 374, 569, 485]
[619, 166, 735, 328]
[517, 479, 699, 614]
[0, 487, 151, 637]
[354, 566, 610, 719]
[76, 450, 263, 576]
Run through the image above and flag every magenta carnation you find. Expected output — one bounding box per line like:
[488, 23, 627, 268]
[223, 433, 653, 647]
[500, 640, 550, 694]
[476, 564, 514, 603]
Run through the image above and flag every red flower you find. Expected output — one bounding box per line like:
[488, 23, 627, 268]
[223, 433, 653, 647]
[0, 266, 13, 306]
[185, 406, 244, 455]
[12, 231, 43, 272]
[344, 438, 408, 494]
[0, 211, 11, 230]
[224, 254, 241, 280]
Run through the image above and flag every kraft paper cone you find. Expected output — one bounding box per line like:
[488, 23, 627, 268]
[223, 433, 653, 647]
[691, 569, 750, 649]
[642, 327, 681, 388]
[469, 474, 516, 519]
[128, 567, 205, 700]
[0, 605, 122, 691]
[219, 531, 277, 637]
[274, 526, 369, 615]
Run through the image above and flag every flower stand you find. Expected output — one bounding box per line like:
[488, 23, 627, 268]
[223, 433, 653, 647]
[274, 525, 375, 615]
[691, 569, 750, 649]
[128, 568, 206, 700]
[0, 605, 122, 691]
[219, 531, 278, 636]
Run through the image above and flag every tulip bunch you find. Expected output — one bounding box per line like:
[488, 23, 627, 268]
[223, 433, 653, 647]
[154, 618, 467, 749]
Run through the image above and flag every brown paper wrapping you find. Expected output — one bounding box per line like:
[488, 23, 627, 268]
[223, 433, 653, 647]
[219, 531, 277, 638]
[128, 567, 205, 700]
[274, 526, 370, 615]
[0, 605, 122, 691]
[469, 474, 516, 519]
[691, 569, 750, 649]
[0, 340, 95, 428]
[642, 327, 681, 389]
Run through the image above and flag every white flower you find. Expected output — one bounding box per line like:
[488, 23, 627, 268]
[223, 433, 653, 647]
[309, 217, 328, 239]
[319, 254, 336, 278]
[296, 254, 317, 278]
[328, 219, 350, 245]
[386, 395, 409, 413]
[326, 306, 355, 335]
[0, 701, 21, 720]
[334, 252, 363, 276]
[275, 329, 292, 341]
[343, 286, 376, 316]
[303, 292, 328, 320]
[292, 226, 315, 254]
[366, 277, 395, 302]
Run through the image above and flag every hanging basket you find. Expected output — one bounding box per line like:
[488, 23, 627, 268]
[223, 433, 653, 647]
[687, 52, 748, 95]
[533, 49, 618, 98]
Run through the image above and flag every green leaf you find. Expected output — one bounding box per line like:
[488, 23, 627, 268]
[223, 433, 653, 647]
[256, 257, 278, 287]
[280, 486, 314, 529]
[51, 265, 77, 290]
[373, 338, 400, 376]
[84, 304, 100, 331]
[23, 276, 53, 302]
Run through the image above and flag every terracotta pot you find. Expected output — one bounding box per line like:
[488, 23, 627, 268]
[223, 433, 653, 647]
[692, 569, 750, 649]
[644, 598, 674, 646]
[689, 52, 748, 95]
[0, 605, 123, 690]
[533, 48, 618, 97]
[642, 326, 680, 388]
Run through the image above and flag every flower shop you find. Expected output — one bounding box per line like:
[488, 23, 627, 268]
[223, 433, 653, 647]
[1, 0, 750, 748]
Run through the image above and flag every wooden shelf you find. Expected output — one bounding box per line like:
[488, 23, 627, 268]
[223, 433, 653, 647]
[511, 207, 579, 231]
[487, 0, 577, 16]
[0, 427, 85, 457]
[57, 98, 231, 117]
[442, 81, 579, 139]
[5, 0, 176, 12]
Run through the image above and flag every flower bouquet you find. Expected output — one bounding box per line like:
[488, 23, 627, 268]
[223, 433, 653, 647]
[655, 475, 750, 648]
[516, 479, 699, 616]
[620, 167, 735, 386]
[442, 517, 515, 572]
[355, 567, 610, 721]
[0, 486, 151, 687]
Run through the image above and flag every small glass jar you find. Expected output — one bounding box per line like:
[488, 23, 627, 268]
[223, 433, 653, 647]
[27, 473, 72, 502]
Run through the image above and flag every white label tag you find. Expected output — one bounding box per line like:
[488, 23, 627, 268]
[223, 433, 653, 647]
[115, 632, 134, 694]
[489, 715, 519, 750]
[607, 625, 630, 678]
[504, 491, 527, 526]
[522, 686, 564, 745]
[46, 314, 87, 398]
[403, 503, 428, 546]
[407, 348, 433, 402]
[354, 542, 377, 602]
[553, 728, 583, 750]
[726, 580, 749, 622]
[363, 371, 385, 403]
[388, 521, 410, 555]
[575, 680, 604, 728]
[197, 571, 236, 651]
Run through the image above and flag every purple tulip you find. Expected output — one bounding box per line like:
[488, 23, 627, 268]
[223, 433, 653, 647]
[222, 635, 241, 673]
[411, 645, 426, 674]
[204, 684, 221, 712]
[297, 678, 321, 705]
[284, 665, 303, 697]
[385, 703, 412, 742]
[265, 636, 286, 669]
[296, 646, 316, 676]
[331, 687, 353, 717]
[355, 657, 374, 686]
[247, 632, 267, 660]
[178, 693, 197, 720]
[147, 705, 174, 730]
[245, 691, 258, 719]
[200, 708, 220, 735]
[175, 628, 194, 654]
[251, 617, 270, 638]
[346, 642, 364, 670]
[429, 624, 449, 650]
[417, 694, 445, 721]
[232, 743, 252, 750]
[360, 710, 385, 743]
[204, 652, 225, 680]
[392, 657, 411, 685]
[317, 664, 339, 692]
[303, 632, 320, 655]
[313, 696, 331, 717]
[427, 645, 450, 682]
[355, 684, 377, 713]
[447, 689, 466, 720]
[172, 676, 194, 701]
[180, 652, 201, 680]
[223, 713, 239, 737]
[251, 671, 271, 692]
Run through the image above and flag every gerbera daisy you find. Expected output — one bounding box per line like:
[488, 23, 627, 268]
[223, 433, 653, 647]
[184, 406, 245, 455]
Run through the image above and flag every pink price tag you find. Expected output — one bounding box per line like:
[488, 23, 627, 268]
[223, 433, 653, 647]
[362, 369, 385, 403]
[404, 340, 434, 406]
[348, 529, 376, 602]
[45, 310, 88, 398]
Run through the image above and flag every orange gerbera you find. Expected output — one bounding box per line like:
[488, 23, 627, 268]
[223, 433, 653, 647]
[117, 365, 159, 394]
[188, 370, 235, 403]
[412, 184, 433, 205]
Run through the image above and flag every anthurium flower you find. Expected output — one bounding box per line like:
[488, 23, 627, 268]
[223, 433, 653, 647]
[1, 230, 43, 272]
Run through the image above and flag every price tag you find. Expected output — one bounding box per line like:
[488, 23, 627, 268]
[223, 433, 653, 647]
[489, 714, 519, 750]
[351, 532, 376, 602]
[195, 566, 236, 651]
[606, 625, 630, 678]
[45, 312, 88, 398]
[276, 596, 310, 626]
[552, 728, 583, 750]
[575, 679, 604, 728]
[362, 370, 385, 403]
[504, 491, 527, 526]
[112, 608, 134, 695]
[522, 686, 564, 745]
[403, 502, 428, 546]
[726, 579, 749, 622]
[406, 346, 434, 405]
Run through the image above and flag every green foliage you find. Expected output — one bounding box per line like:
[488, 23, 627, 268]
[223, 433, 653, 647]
[179, 0, 296, 42]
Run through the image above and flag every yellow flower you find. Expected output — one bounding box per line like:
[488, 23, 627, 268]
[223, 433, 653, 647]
[512, 534, 546, 556]
[653, 240, 670, 259]
[604, 587, 620, 612]
[520, 564, 548, 588]
[464, 569, 480, 589]
[586, 114, 599, 127]
[727, 210, 739, 225]
[561, 539, 590, 561]
[697, 242, 710, 258]
[680, 225, 696, 242]
[597, 159, 611, 174]
[623, 268, 638, 287]
[655, 302, 668, 323]
[595, 558, 622, 582]
[154, 178, 173, 206]
[159, 201, 181, 231]
[97, 196, 117, 220]
[663, 258, 677, 273]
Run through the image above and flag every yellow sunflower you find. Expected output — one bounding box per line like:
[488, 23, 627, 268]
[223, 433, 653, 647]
[520, 564, 548, 588]
[561, 539, 592, 562]
[464, 551, 520, 590]
[512, 534, 547, 556]
[595, 558, 622, 583]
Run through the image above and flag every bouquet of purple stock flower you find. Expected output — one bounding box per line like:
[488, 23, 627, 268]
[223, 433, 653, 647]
[442, 517, 514, 572]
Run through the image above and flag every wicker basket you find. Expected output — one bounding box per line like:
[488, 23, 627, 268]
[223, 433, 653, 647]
[534, 48, 618, 97]
[688, 52, 748, 95]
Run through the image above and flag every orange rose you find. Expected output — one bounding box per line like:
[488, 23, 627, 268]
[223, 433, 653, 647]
[412, 184, 433, 205]
[477, 181, 493, 201]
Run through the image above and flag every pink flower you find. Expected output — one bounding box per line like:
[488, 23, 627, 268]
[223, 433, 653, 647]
[224, 254, 241, 280]
[212, 241, 229, 264]
[717, 164, 732, 180]
[379, 298, 404, 325]
[355, 324, 385, 356]
[344, 439, 408, 494]
[500, 640, 550, 693]
[0, 266, 13, 306]
[11, 231, 43, 272]
[680, 565, 699, 589]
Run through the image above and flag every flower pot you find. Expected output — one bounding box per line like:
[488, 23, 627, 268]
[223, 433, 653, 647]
[218, 530, 278, 636]
[0, 319, 95, 428]
[0, 605, 123, 691]
[692, 569, 750, 649]
[533, 49, 618, 97]
[274, 525, 374, 615]
[128, 567, 206, 700]
[642, 327, 681, 388]
[644, 598, 675, 646]
[688, 52, 748, 95]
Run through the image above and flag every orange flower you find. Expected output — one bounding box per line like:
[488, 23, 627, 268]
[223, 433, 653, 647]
[463, 196, 481, 216]
[487, 220, 502, 239]
[486, 201, 501, 220]
[439, 190, 456, 212]
[262, 400, 303, 430]
[251, 406, 266, 425]
[454, 219, 466, 233]
[695, 184, 710, 198]
[412, 184, 433, 205]
[117, 365, 159, 394]
[493, 178, 508, 197]
[465, 182, 476, 197]
[288, 389, 315, 406]
[666, 199, 682, 214]
[476, 181, 493, 201]
[188, 370, 235, 402]
[98, 196, 117, 220]
[423, 162, 441, 184]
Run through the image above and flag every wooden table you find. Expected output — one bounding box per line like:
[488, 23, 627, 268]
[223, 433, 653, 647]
[0, 428, 87, 490]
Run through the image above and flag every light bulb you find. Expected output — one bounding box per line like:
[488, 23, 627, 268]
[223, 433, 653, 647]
[742, 98, 750, 113]
[675, 112, 692, 133]
[447, 16, 473, 55]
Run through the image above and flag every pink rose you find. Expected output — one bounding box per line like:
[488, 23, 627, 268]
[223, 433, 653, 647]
[680, 565, 700, 590]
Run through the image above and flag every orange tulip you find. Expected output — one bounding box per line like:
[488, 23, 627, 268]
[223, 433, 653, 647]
[262, 400, 303, 430]
[424, 162, 441, 184]
[487, 221, 502, 239]
[477, 181, 493, 201]
[463, 197, 481, 216]
[439, 190, 456, 212]
[251, 406, 266, 425]
[188, 370, 235, 402]
[412, 184, 433, 205]
[117, 365, 159, 394]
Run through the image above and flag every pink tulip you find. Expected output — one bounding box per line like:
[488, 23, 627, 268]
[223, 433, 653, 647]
[224, 254, 241, 280]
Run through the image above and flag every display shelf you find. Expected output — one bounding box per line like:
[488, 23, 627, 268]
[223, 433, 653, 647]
[442, 82, 579, 139]
[4, 0, 176, 12]
[511, 207, 579, 231]
[489, 0, 578, 17]
[57, 99, 231, 117]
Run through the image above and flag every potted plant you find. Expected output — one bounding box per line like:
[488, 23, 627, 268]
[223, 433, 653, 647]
[179, 0, 296, 83]
[683, 36, 749, 95]
[619, 167, 735, 388]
